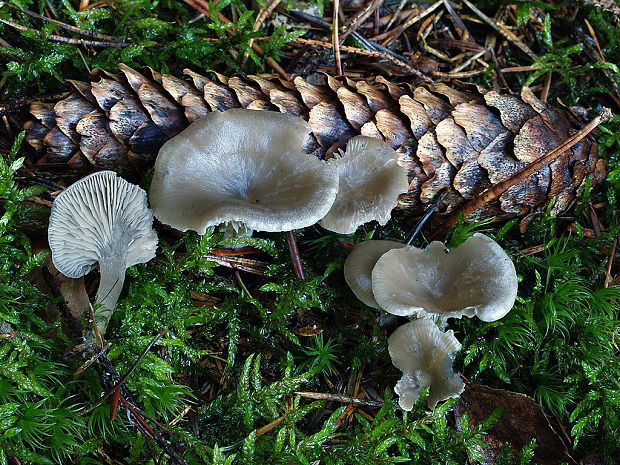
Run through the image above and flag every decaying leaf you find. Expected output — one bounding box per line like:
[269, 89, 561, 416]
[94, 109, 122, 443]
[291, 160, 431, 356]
[12, 64, 605, 221]
[454, 383, 576, 465]
[42, 255, 90, 322]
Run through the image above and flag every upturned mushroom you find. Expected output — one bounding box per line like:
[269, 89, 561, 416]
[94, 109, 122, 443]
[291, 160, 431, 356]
[149, 108, 339, 236]
[343, 239, 405, 308]
[389, 318, 464, 410]
[372, 234, 518, 323]
[319, 136, 409, 234]
[48, 171, 158, 336]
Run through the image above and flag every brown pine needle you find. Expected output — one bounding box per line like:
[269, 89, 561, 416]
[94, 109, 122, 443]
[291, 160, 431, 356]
[339, 0, 384, 44]
[74, 342, 112, 375]
[604, 237, 617, 288]
[333, 0, 342, 76]
[292, 37, 423, 76]
[286, 230, 305, 280]
[379, 0, 442, 46]
[541, 71, 552, 102]
[295, 391, 396, 409]
[256, 412, 289, 437]
[88, 302, 105, 348]
[462, 0, 538, 60]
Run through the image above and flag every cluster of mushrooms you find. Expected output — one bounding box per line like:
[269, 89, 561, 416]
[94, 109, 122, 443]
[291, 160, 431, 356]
[47, 107, 518, 411]
[344, 233, 518, 410]
[48, 108, 407, 337]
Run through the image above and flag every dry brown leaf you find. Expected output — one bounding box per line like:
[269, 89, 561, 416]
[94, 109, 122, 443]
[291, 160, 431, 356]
[42, 255, 90, 321]
[454, 383, 576, 465]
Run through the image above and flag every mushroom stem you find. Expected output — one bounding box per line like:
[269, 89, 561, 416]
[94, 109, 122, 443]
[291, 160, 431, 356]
[93, 254, 127, 336]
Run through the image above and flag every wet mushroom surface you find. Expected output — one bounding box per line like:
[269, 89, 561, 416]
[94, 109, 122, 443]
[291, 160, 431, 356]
[149, 108, 339, 235]
[372, 233, 518, 323]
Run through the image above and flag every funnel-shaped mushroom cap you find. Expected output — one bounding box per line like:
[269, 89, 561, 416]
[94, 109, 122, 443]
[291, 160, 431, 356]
[372, 234, 517, 322]
[319, 136, 409, 234]
[150, 109, 339, 235]
[388, 319, 464, 410]
[48, 171, 157, 334]
[344, 240, 405, 308]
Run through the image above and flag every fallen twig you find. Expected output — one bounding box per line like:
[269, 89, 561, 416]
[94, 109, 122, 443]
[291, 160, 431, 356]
[429, 108, 613, 240]
[295, 391, 396, 409]
[4, 3, 127, 43]
[79, 327, 169, 415]
[0, 17, 129, 47]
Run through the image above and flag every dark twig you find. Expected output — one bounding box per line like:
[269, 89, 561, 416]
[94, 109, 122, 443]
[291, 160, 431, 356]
[405, 190, 448, 245]
[79, 327, 169, 415]
[3, 2, 127, 43]
[74, 342, 111, 375]
[287, 230, 305, 280]
[15, 171, 67, 193]
[120, 394, 188, 465]
[0, 17, 129, 47]
[295, 391, 397, 408]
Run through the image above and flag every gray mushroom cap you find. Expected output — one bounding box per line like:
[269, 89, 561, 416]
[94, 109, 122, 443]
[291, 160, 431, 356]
[344, 240, 405, 308]
[372, 233, 518, 322]
[319, 136, 409, 234]
[149, 108, 339, 235]
[388, 319, 464, 410]
[48, 171, 158, 335]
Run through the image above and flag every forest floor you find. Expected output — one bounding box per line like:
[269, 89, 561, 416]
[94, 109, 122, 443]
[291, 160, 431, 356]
[0, 0, 619, 464]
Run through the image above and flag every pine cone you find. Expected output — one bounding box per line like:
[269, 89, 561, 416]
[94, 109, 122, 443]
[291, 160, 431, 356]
[20, 64, 605, 220]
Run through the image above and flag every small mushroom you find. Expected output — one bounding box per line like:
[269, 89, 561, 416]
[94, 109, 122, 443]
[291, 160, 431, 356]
[344, 240, 405, 308]
[372, 234, 517, 323]
[388, 319, 464, 410]
[149, 108, 339, 235]
[319, 136, 409, 234]
[48, 171, 158, 336]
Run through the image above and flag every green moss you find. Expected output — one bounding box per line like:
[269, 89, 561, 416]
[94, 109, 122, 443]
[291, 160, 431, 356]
[1, 1, 619, 463]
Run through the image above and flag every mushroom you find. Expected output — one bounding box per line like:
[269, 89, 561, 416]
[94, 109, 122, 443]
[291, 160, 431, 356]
[319, 136, 409, 234]
[344, 240, 405, 308]
[372, 233, 517, 323]
[48, 171, 158, 336]
[149, 108, 339, 235]
[388, 318, 464, 410]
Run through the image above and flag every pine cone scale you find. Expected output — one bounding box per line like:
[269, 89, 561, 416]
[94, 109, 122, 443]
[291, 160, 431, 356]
[17, 65, 604, 221]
